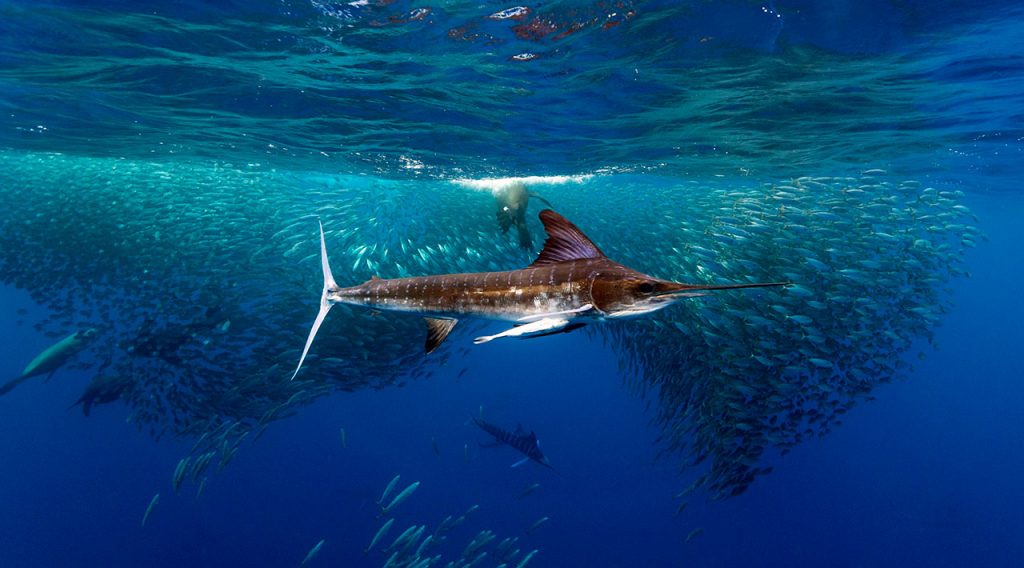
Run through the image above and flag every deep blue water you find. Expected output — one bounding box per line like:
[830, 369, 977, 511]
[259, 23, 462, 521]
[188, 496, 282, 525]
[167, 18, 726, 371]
[1, 1, 1023, 567]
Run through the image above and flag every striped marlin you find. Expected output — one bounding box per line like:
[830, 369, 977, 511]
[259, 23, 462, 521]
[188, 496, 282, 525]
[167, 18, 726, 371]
[291, 209, 787, 379]
[472, 416, 552, 469]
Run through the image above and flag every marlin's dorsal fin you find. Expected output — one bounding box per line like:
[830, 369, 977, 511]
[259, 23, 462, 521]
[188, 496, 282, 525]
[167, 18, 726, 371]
[424, 318, 458, 354]
[530, 210, 606, 267]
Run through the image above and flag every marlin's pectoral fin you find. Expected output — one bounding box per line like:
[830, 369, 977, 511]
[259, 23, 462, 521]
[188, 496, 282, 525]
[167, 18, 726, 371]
[511, 457, 530, 468]
[520, 322, 586, 340]
[516, 304, 594, 323]
[424, 318, 458, 354]
[43, 369, 56, 383]
[474, 318, 570, 345]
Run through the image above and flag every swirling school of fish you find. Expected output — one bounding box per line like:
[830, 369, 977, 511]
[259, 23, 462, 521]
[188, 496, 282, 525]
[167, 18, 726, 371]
[0, 150, 977, 515]
[600, 174, 978, 501]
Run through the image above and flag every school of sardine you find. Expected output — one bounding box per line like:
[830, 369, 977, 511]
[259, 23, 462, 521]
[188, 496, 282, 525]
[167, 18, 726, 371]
[360, 476, 542, 568]
[0, 151, 976, 510]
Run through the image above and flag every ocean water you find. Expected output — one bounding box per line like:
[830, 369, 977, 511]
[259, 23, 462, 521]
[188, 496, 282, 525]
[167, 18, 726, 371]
[0, 1, 1022, 567]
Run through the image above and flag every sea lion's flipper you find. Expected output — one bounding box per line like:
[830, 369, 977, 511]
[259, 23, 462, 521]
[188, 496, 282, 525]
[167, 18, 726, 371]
[516, 223, 532, 250]
[496, 209, 513, 233]
[66, 395, 90, 416]
[528, 192, 553, 209]
[0, 375, 31, 397]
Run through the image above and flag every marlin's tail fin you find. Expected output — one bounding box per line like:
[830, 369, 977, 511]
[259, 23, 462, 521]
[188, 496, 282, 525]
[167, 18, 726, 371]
[290, 221, 339, 381]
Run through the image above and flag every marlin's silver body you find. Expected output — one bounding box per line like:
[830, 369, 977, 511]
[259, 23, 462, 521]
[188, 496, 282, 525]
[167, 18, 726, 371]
[330, 261, 610, 323]
[290, 210, 786, 379]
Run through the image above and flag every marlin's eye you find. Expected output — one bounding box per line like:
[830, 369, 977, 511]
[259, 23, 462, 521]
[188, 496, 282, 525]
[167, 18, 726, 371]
[638, 282, 656, 294]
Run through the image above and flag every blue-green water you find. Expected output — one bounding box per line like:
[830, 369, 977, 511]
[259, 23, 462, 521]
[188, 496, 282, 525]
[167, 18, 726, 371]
[0, 1, 1022, 567]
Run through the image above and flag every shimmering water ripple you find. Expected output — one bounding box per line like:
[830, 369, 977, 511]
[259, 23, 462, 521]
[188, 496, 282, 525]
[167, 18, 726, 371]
[1, 1, 1021, 181]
